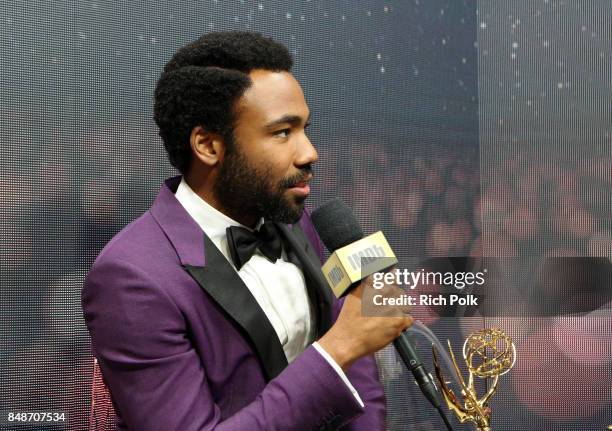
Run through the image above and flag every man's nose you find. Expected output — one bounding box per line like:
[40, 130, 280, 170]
[295, 134, 318, 167]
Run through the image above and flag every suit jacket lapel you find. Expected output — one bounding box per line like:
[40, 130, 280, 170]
[276, 223, 334, 337]
[184, 233, 288, 381]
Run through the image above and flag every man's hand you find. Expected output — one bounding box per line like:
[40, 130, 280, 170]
[318, 276, 413, 371]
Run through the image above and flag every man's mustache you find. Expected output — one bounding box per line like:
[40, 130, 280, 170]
[280, 165, 313, 189]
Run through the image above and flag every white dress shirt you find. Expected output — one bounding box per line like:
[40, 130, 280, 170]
[175, 177, 363, 406]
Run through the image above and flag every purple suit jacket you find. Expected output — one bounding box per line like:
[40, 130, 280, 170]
[82, 176, 385, 430]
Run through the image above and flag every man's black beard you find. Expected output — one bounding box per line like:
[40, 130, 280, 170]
[214, 139, 312, 225]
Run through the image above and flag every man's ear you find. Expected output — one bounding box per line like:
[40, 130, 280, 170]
[190, 126, 224, 167]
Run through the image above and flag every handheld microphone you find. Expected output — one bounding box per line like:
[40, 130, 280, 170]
[311, 199, 443, 410]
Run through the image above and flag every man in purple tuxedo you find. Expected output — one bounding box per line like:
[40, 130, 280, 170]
[82, 31, 412, 430]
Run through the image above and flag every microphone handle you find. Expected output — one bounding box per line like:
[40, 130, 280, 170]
[393, 331, 442, 409]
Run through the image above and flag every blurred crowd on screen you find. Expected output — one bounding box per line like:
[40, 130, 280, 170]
[1, 110, 610, 429]
[314, 138, 611, 429]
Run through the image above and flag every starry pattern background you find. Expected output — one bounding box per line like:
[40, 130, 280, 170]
[0, 0, 479, 147]
[478, 0, 611, 156]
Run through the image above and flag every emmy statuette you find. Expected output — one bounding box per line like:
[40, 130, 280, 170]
[432, 328, 516, 431]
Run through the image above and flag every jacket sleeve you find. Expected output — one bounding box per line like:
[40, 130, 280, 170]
[299, 211, 387, 430]
[82, 257, 365, 431]
[333, 297, 387, 430]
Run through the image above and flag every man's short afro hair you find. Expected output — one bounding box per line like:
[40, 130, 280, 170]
[154, 31, 293, 174]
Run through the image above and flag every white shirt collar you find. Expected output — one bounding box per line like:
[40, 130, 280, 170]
[174, 176, 263, 260]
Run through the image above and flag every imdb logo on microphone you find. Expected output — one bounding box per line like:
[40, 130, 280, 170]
[322, 231, 398, 298]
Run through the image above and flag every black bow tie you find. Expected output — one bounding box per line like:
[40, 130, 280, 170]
[226, 221, 282, 270]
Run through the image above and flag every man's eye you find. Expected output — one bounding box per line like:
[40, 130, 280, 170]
[274, 129, 290, 138]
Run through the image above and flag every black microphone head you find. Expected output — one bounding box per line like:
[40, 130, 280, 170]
[311, 198, 364, 252]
